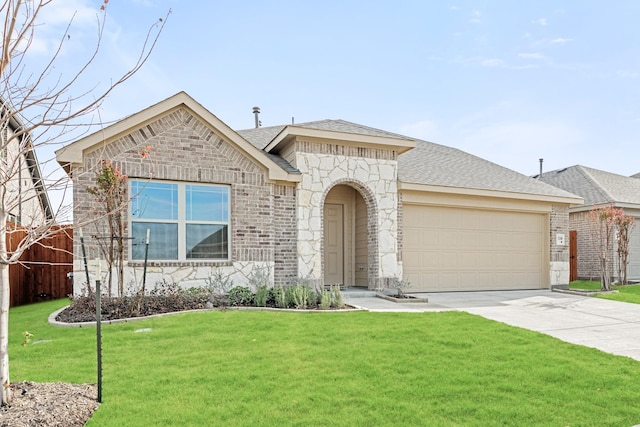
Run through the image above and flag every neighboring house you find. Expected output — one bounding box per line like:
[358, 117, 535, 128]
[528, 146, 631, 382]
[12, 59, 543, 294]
[538, 165, 640, 282]
[55, 92, 582, 295]
[1, 103, 53, 225]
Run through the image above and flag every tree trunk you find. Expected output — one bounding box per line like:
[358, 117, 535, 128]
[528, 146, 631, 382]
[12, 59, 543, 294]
[0, 233, 12, 405]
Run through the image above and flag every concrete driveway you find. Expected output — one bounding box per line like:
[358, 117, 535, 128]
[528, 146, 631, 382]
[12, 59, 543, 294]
[344, 289, 640, 362]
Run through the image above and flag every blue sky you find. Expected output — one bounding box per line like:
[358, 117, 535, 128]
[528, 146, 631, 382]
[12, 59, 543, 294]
[31, 0, 640, 187]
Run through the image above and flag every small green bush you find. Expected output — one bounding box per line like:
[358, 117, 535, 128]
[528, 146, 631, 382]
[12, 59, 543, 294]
[273, 286, 288, 308]
[291, 285, 311, 309]
[228, 286, 254, 306]
[254, 285, 268, 307]
[308, 289, 318, 308]
[319, 288, 331, 310]
[330, 284, 344, 309]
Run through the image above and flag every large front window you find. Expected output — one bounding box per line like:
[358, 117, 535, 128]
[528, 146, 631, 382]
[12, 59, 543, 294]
[130, 180, 230, 261]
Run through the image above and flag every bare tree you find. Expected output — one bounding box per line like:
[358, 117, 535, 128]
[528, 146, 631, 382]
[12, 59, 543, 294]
[588, 205, 636, 290]
[0, 0, 168, 404]
[87, 160, 127, 297]
[614, 209, 636, 286]
[588, 205, 616, 291]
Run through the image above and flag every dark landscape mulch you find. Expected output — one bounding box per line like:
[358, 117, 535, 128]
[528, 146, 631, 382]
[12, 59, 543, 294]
[56, 294, 349, 323]
[55, 294, 215, 323]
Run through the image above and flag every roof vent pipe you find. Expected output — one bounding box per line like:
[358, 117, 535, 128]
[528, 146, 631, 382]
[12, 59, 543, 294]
[539, 158, 543, 179]
[252, 107, 261, 128]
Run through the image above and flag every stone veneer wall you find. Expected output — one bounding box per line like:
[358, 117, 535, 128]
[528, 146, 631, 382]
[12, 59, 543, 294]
[549, 204, 570, 287]
[71, 108, 296, 295]
[293, 140, 400, 289]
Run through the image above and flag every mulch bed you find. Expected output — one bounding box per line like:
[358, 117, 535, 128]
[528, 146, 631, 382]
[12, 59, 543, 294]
[0, 382, 98, 427]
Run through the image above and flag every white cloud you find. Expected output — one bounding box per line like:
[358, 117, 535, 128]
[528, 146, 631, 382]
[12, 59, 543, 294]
[533, 18, 548, 26]
[470, 9, 481, 24]
[456, 56, 536, 70]
[518, 53, 546, 60]
[20, 1, 103, 57]
[550, 37, 572, 44]
[481, 58, 504, 67]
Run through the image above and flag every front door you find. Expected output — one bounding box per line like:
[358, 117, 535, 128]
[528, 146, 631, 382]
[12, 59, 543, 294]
[324, 204, 344, 285]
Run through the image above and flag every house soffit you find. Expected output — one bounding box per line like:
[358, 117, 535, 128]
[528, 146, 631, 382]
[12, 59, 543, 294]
[55, 92, 300, 183]
[264, 126, 417, 156]
[399, 181, 584, 207]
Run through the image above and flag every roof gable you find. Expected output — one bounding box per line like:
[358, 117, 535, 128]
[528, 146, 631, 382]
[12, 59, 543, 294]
[540, 165, 640, 207]
[237, 119, 415, 152]
[55, 92, 300, 183]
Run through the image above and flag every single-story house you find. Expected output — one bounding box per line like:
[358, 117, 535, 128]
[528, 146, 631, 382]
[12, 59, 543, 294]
[55, 92, 582, 294]
[538, 165, 640, 282]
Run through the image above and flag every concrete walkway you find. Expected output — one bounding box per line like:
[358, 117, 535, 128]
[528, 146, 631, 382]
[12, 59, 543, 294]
[344, 289, 640, 361]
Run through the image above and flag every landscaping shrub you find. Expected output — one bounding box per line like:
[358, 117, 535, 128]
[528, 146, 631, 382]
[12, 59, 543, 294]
[227, 286, 254, 307]
[330, 284, 344, 309]
[204, 269, 234, 295]
[273, 286, 288, 308]
[291, 285, 311, 309]
[57, 279, 348, 323]
[254, 285, 268, 307]
[319, 288, 331, 310]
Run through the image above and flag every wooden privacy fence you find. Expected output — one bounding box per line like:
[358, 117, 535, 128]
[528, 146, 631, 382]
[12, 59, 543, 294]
[6, 223, 73, 307]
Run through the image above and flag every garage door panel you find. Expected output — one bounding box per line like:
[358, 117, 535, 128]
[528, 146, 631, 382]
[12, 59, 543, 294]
[403, 204, 547, 292]
[627, 227, 640, 279]
[440, 252, 458, 269]
[512, 252, 542, 267]
[513, 234, 542, 251]
[492, 233, 513, 249]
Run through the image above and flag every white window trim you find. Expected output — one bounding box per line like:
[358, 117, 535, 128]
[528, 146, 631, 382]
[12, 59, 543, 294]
[129, 179, 232, 262]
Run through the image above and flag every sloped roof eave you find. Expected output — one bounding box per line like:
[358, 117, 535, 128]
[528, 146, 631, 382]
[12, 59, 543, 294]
[265, 125, 417, 154]
[398, 181, 584, 206]
[569, 201, 640, 213]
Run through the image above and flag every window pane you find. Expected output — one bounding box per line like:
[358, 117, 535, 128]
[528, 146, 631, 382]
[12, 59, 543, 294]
[186, 185, 228, 222]
[132, 222, 178, 260]
[131, 181, 178, 220]
[186, 224, 228, 259]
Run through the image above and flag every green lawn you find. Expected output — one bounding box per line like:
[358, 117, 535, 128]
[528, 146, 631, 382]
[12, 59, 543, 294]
[9, 299, 640, 426]
[570, 280, 640, 304]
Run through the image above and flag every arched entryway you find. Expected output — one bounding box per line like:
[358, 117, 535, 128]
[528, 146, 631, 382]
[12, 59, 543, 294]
[323, 183, 375, 288]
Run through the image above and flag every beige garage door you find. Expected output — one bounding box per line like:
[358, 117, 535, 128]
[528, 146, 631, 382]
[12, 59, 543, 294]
[403, 204, 547, 292]
[626, 221, 640, 280]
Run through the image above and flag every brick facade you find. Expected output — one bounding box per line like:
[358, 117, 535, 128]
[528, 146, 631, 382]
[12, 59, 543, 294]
[72, 108, 297, 294]
[569, 211, 602, 280]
